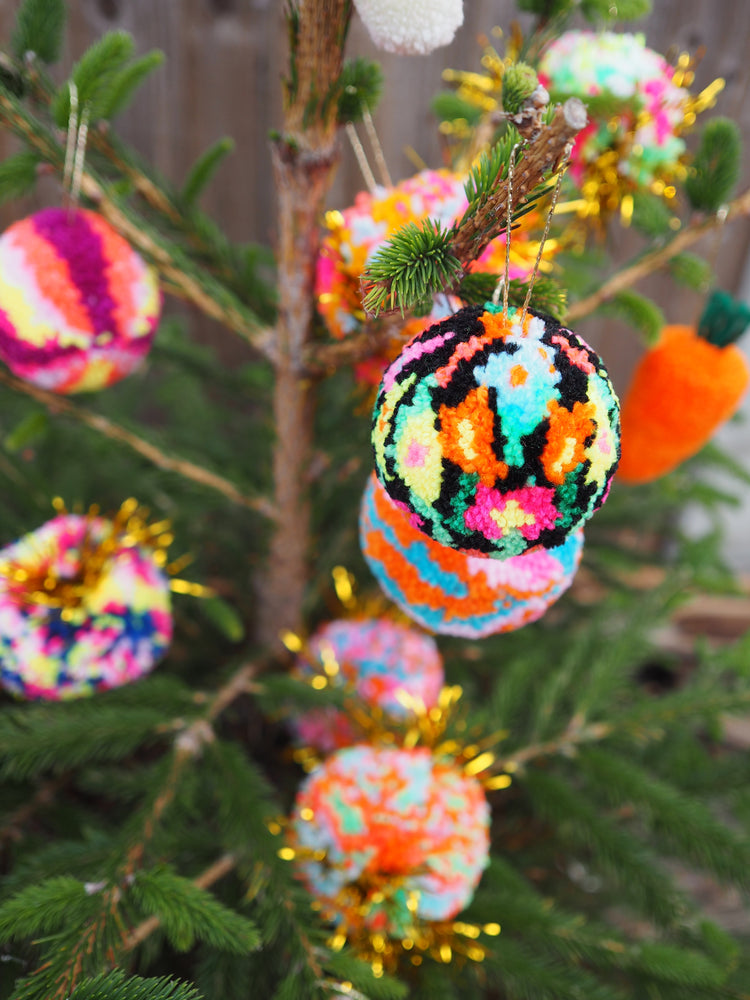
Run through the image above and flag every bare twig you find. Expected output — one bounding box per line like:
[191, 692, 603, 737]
[0, 370, 276, 520]
[566, 185, 750, 322]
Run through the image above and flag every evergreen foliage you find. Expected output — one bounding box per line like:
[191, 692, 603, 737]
[67, 972, 204, 1000]
[580, 0, 652, 21]
[667, 251, 713, 293]
[11, 0, 66, 64]
[337, 57, 384, 123]
[597, 289, 665, 344]
[100, 50, 165, 120]
[182, 138, 236, 206]
[362, 219, 463, 315]
[685, 117, 741, 213]
[52, 31, 136, 125]
[0, 149, 39, 206]
[0, 4, 748, 1000]
[501, 62, 539, 115]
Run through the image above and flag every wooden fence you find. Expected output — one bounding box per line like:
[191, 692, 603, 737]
[1, 0, 750, 368]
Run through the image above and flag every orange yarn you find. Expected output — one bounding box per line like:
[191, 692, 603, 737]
[438, 386, 509, 485]
[618, 325, 750, 484]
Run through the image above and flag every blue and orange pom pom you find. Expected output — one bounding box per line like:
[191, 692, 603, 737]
[360, 473, 583, 638]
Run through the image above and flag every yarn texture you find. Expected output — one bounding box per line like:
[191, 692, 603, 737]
[372, 303, 620, 559]
[0, 208, 160, 393]
[292, 617, 444, 751]
[360, 473, 583, 637]
[291, 745, 489, 932]
[354, 0, 464, 55]
[0, 514, 172, 699]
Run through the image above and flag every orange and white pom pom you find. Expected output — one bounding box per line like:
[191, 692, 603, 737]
[354, 0, 464, 55]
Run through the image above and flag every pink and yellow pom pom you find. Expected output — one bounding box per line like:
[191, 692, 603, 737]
[0, 208, 160, 393]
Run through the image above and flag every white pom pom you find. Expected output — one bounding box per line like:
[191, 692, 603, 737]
[354, 0, 464, 55]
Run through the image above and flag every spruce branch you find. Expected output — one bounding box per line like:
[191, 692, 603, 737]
[362, 220, 464, 316]
[121, 853, 238, 953]
[17, 663, 264, 998]
[450, 100, 586, 266]
[361, 100, 586, 317]
[566, 184, 750, 322]
[121, 662, 261, 876]
[495, 686, 750, 774]
[0, 370, 277, 521]
[67, 971, 203, 1000]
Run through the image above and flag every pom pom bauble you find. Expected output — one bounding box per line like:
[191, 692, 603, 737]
[0, 208, 161, 393]
[538, 31, 688, 186]
[292, 745, 489, 932]
[0, 514, 172, 699]
[373, 303, 620, 560]
[618, 324, 750, 483]
[360, 473, 583, 637]
[292, 617, 444, 752]
[354, 0, 464, 55]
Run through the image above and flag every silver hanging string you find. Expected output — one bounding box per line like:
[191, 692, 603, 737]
[70, 102, 90, 210]
[502, 142, 520, 319]
[345, 121, 378, 194]
[62, 81, 79, 210]
[63, 81, 91, 216]
[520, 144, 571, 327]
[361, 105, 392, 189]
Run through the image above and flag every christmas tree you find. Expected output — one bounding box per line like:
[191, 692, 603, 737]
[1, 1, 750, 998]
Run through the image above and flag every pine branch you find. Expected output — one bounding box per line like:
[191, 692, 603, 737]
[495, 716, 613, 772]
[68, 971, 203, 1000]
[361, 100, 585, 317]
[121, 853, 238, 953]
[566, 184, 750, 322]
[130, 864, 259, 953]
[119, 665, 261, 876]
[0, 369, 276, 520]
[523, 769, 688, 927]
[579, 747, 750, 889]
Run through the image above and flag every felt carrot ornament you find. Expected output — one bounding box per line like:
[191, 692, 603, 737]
[618, 290, 750, 483]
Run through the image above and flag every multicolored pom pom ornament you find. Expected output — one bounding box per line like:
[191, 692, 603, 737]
[292, 617, 444, 752]
[372, 302, 620, 560]
[0, 208, 161, 393]
[290, 745, 490, 942]
[360, 473, 584, 637]
[538, 31, 691, 189]
[353, 0, 464, 55]
[0, 503, 172, 699]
